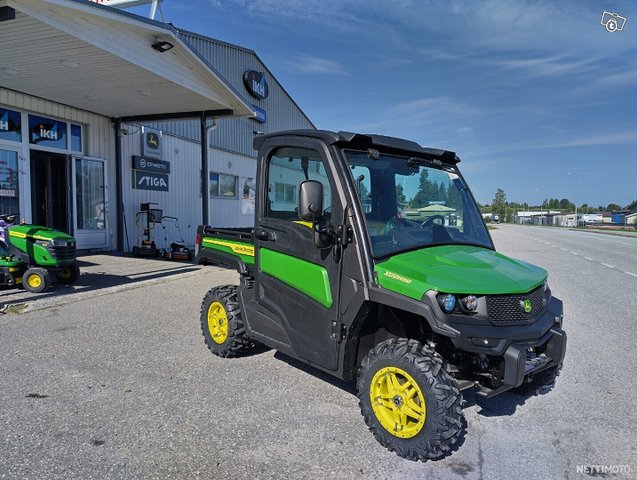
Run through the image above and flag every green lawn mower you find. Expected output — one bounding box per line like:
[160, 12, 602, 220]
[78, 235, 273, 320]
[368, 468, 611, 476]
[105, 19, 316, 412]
[0, 214, 80, 293]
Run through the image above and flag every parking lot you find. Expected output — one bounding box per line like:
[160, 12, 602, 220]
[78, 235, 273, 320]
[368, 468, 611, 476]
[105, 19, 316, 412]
[1, 225, 635, 479]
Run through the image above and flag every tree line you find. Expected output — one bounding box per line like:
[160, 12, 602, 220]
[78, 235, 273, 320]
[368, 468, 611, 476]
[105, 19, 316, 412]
[482, 188, 635, 223]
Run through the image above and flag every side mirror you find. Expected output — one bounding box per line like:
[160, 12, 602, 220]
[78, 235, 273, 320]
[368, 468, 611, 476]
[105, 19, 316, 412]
[298, 180, 323, 222]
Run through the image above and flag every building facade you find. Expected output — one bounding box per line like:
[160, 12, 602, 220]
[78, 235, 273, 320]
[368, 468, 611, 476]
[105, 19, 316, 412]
[0, 0, 313, 252]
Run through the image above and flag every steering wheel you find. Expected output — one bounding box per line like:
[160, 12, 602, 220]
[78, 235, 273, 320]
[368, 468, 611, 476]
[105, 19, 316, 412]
[421, 214, 445, 227]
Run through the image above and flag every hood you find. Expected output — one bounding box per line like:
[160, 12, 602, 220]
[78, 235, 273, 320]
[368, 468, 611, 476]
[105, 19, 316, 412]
[9, 225, 76, 242]
[375, 245, 546, 300]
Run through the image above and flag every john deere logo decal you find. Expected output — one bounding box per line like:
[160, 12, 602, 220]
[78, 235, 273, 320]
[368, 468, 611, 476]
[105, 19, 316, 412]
[146, 132, 159, 149]
[522, 299, 532, 313]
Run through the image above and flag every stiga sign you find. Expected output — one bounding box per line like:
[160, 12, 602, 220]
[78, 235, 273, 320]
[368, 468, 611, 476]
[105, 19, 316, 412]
[132, 170, 169, 192]
[131, 154, 170, 191]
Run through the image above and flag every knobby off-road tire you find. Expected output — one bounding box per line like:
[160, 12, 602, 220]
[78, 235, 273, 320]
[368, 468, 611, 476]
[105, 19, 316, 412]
[200, 285, 253, 358]
[22, 267, 52, 293]
[56, 264, 80, 285]
[513, 365, 561, 396]
[357, 338, 464, 461]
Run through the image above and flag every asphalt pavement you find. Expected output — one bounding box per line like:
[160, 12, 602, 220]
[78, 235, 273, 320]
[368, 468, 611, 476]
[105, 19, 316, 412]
[0, 226, 635, 479]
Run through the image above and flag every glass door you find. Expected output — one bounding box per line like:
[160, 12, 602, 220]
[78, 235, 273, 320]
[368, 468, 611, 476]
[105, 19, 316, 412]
[0, 147, 20, 217]
[73, 156, 109, 249]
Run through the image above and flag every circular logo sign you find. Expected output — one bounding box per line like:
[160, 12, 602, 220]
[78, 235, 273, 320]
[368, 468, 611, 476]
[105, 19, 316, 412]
[243, 70, 269, 99]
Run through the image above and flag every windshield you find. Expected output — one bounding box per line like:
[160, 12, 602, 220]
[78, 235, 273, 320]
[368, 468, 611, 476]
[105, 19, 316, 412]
[344, 150, 492, 257]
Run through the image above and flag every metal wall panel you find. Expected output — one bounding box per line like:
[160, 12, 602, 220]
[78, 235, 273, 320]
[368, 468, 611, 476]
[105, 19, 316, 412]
[142, 31, 315, 158]
[121, 125, 202, 251]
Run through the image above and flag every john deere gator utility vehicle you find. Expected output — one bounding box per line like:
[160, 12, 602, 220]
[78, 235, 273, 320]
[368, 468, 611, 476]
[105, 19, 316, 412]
[0, 214, 80, 293]
[195, 130, 566, 461]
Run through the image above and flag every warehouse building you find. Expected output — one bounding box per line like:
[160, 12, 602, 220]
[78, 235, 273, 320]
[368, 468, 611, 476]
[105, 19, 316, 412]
[0, 0, 313, 252]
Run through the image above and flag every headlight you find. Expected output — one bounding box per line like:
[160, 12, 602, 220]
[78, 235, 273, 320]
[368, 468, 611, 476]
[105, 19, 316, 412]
[35, 240, 50, 247]
[461, 295, 479, 311]
[542, 279, 549, 291]
[438, 293, 457, 313]
[50, 239, 68, 247]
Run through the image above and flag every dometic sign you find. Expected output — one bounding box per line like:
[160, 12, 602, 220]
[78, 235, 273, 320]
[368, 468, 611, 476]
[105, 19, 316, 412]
[132, 170, 169, 192]
[132, 156, 170, 174]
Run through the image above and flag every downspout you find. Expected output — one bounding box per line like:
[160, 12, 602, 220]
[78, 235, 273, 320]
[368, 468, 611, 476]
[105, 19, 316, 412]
[200, 115, 218, 225]
[114, 118, 124, 252]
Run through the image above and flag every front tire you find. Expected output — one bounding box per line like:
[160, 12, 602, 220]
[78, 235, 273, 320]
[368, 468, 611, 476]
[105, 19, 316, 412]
[56, 264, 80, 285]
[357, 338, 464, 461]
[200, 285, 253, 358]
[23, 267, 52, 293]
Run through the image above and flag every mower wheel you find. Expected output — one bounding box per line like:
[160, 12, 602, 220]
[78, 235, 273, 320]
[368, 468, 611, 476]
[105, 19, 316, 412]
[23, 267, 52, 293]
[200, 285, 253, 358]
[56, 264, 81, 285]
[357, 338, 464, 461]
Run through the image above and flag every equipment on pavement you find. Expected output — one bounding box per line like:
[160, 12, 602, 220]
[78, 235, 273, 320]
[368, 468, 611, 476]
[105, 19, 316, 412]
[194, 130, 567, 461]
[0, 213, 80, 292]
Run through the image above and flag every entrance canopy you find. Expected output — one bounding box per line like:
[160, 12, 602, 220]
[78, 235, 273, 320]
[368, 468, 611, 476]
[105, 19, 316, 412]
[0, 0, 255, 119]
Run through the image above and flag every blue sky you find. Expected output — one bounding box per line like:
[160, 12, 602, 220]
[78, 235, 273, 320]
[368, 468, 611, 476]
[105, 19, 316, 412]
[129, 0, 635, 208]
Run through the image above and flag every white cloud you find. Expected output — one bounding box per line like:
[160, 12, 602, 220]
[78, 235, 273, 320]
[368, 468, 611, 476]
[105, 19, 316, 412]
[282, 56, 350, 76]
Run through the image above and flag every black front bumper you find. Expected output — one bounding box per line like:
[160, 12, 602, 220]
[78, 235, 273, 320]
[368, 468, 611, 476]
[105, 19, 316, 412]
[423, 293, 567, 397]
[479, 326, 567, 397]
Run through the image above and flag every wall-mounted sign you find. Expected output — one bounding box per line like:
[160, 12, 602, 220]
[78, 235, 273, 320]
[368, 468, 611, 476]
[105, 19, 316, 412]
[243, 70, 269, 99]
[251, 105, 267, 124]
[141, 126, 162, 159]
[132, 156, 170, 174]
[132, 170, 169, 192]
[0, 108, 21, 142]
[28, 114, 67, 149]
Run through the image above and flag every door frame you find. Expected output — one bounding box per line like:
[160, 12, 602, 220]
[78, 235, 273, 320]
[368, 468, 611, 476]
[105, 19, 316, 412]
[0, 143, 23, 218]
[72, 155, 109, 250]
[252, 137, 348, 370]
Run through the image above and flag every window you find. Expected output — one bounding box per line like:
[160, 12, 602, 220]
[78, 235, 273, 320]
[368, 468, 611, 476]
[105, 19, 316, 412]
[210, 172, 238, 197]
[0, 149, 19, 215]
[0, 108, 21, 142]
[76, 158, 105, 230]
[71, 124, 82, 152]
[266, 147, 332, 222]
[275, 182, 296, 204]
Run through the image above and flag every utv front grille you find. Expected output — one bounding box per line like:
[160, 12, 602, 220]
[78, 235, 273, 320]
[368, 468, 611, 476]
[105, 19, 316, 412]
[47, 243, 76, 261]
[486, 286, 545, 325]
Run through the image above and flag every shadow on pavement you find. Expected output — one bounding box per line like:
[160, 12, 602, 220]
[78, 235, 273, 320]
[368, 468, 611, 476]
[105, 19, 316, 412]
[0, 255, 201, 311]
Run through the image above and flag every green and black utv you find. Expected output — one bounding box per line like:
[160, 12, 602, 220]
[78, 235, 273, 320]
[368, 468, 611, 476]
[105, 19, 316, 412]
[0, 214, 80, 293]
[194, 130, 566, 461]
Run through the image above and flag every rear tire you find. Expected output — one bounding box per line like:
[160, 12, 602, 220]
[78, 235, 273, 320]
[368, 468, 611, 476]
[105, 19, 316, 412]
[56, 264, 80, 285]
[357, 338, 464, 461]
[200, 285, 253, 358]
[23, 267, 52, 293]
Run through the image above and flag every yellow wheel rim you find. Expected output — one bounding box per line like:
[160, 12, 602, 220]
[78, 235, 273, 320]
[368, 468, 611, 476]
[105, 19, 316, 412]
[207, 301, 229, 344]
[27, 275, 42, 288]
[59, 269, 71, 280]
[370, 367, 426, 439]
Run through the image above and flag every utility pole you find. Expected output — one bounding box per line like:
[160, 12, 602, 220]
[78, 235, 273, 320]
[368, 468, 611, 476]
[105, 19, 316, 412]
[567, 172, 579, 227]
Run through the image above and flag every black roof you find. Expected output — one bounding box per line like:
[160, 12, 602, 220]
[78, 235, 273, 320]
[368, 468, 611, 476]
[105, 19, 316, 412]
[253, 129, 459, 164]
